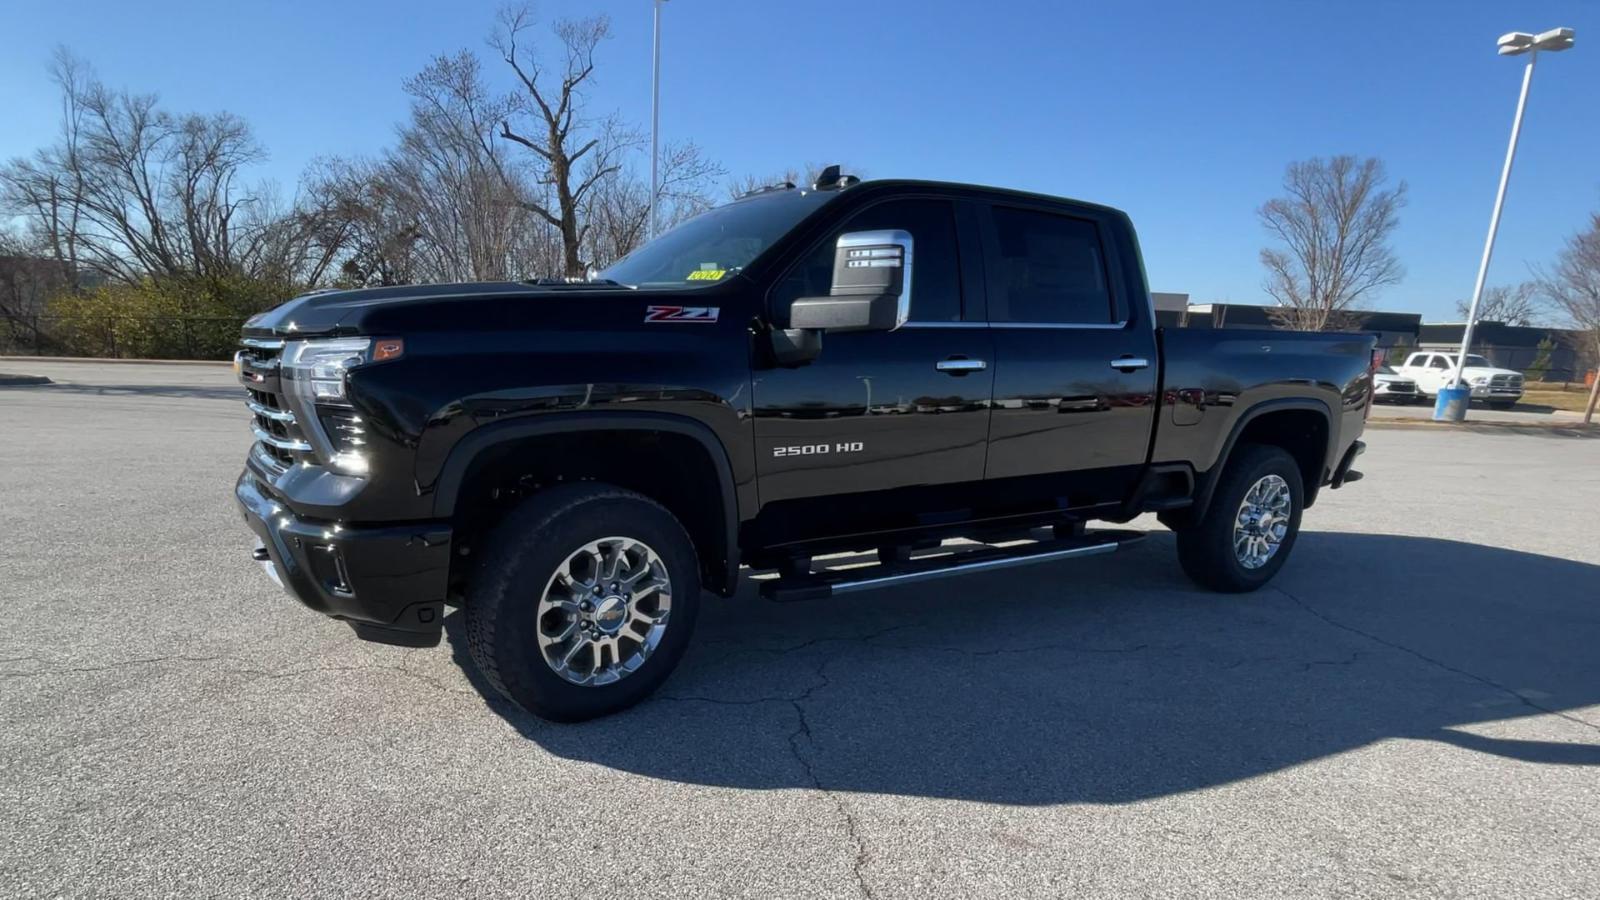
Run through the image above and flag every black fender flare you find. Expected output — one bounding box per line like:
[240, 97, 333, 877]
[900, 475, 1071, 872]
[430, 411, 742, 595]
[1190, 397, 1334, 521]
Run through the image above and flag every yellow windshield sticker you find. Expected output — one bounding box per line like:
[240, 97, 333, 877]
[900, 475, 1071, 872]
[686, 269, 726, 281]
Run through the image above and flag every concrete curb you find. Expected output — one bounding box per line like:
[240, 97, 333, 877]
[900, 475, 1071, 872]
[0, 374, 53, 386]
[0, 355, 230, 367]
[1366, 417, 1599, 435]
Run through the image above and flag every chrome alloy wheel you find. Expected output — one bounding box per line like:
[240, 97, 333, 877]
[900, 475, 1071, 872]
[1233, 474, 1292, 570]
[535, 537, 672, 686]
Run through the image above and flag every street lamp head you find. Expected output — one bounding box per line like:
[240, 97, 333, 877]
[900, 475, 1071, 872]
[1497, 32, 1535, 55]
[1497, 27, 1574, 55]
[1533, 27, 1575, 51]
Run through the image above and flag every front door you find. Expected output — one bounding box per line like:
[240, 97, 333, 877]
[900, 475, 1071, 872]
[750, 196, 993, 544]
[980, 202, 1159, 509]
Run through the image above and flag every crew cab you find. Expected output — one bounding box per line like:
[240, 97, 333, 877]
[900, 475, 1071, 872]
[233, 171, 1373, 721]
[1396, 351, 1524, 408]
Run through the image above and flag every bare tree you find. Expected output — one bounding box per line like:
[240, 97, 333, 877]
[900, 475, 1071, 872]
[582, 140, 721, 268]
[303, 50, 577, 286]
[387, 51, 545, 281]
[1258, 156, 1407, 331]
[299, 158, 424, 286]
[492, 7, 623, 277]
[1538, 212, 1600, 423]
[1455, 281, 1540, 326]
[0, 230, 75, 351]
[0, 49, 277, 285]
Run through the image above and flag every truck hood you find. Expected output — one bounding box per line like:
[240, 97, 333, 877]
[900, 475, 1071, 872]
[240, 281, 647, 337]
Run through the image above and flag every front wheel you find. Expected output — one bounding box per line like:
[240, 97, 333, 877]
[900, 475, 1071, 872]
[1175, 444, 1304, 593]
[465, 483, 701, 722]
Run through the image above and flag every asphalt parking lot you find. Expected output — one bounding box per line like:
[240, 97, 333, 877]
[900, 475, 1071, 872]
[3, 360, 1599, 899]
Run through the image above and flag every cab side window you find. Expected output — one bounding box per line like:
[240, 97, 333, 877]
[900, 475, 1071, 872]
[988, 206, 1115, 325]
[771, 198, 962, 327]
[1429, 356, 1450, 370]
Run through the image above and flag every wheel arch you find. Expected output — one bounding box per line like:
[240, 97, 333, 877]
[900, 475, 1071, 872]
[1187, 399, 1334, 524]
[432, 412, 742, 595]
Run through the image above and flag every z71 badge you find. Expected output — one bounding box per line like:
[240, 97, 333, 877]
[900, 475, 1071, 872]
[644, 305, 720, 323]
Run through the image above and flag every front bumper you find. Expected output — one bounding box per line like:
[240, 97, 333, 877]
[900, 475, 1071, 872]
[1468, 386, 1522, 401]
[1373, 385, 1418, 402]
[236, 472, 451, 646]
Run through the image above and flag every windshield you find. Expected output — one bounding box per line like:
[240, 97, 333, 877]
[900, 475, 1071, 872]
[599, 189, 837, 289]
[1377, 366, 1398, 375]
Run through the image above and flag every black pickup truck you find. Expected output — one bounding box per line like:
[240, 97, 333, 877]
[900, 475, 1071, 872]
[235, 170, 1372, 720]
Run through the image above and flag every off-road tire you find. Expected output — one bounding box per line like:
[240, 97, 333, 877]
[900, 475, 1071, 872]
[465, 482, 700, 722]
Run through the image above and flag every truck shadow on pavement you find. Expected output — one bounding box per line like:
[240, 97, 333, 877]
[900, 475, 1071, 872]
[445, 531, 1600, 804]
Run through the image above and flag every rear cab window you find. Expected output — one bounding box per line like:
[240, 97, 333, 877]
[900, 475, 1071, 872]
[985, 205, 1118, 325]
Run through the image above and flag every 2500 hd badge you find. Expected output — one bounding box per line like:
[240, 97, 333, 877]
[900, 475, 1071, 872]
[773, 441, 865, 458]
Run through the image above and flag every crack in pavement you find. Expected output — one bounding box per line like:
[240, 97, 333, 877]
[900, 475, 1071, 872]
[784, 652, 877, 900]
[875, 640, 1154, 658]
[695, 622, 924, 658]
[0, 650, 470, 697]
[660, 626, 1160, 899]
[0, 653, 227, 678]
[1277, 586, 1600, 735]
[658, 643, 877, 899]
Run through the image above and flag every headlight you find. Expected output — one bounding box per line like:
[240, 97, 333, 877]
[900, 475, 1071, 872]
[1469, 376, 1488, 386]
[279, 337, 403, 475]
[282, 337, 372, 405]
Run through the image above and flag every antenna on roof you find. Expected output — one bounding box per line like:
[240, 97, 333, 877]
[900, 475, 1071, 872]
[812, 165, 860, 190]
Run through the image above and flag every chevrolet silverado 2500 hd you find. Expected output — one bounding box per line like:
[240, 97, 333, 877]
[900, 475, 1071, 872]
[235, 170, 1372, 720]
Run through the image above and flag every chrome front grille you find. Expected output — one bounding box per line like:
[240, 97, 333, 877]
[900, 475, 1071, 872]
[1489, 374, 1523, 390]
[237, 337, 305, 473]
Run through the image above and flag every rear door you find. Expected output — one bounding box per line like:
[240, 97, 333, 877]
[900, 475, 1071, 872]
[750, 195, 994, 529]
[980, 201, 1158, 508]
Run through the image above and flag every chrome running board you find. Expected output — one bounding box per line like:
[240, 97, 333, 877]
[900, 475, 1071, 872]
[760, 530, 1145, 602]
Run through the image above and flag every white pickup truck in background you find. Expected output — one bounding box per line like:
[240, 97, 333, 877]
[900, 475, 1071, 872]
[1395, 352, 1525, 408]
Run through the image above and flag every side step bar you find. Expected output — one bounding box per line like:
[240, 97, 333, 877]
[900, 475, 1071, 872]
[760, 529, 1145, 602]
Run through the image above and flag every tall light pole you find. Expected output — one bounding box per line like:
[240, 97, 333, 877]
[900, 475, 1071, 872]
[648, 0, 668, 241]
[1440, 26, 1575, 420]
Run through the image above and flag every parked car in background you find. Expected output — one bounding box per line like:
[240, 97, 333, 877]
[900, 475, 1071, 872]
[1396, 352, 1524, 408]
[1372, 366, 1420, 403]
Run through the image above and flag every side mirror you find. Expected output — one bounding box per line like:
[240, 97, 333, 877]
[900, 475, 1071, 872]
[788, 230, 913, 333]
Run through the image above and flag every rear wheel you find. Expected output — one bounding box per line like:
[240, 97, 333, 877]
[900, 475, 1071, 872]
[1175, 444, 1304, 593]
[465, 483, 700, 721]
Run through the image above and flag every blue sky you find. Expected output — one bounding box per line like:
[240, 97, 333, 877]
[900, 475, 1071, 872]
[3, 0, 1596, 320]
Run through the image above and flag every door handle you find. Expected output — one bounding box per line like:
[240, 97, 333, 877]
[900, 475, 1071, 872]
[1110, 356, 1150, 372]
[936, 358, 987, 374]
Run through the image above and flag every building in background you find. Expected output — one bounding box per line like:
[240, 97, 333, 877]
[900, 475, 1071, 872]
[1151, 292, 1189, 327]
[1180, 302, 1422, 359]
[1159, 299, 1590, 383]
[1419, 322, 1588, 383]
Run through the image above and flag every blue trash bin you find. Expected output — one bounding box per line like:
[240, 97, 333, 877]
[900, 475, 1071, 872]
[1434, 385, 1471, 421]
